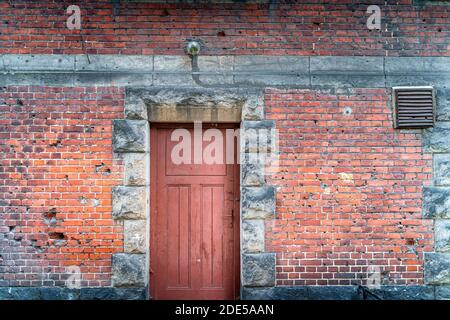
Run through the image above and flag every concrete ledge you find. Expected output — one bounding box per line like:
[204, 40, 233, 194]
[1, 54, 450, 87]
[385, 57, 450, 74]
[242, 285, 435, 300]
[0, 287, 146, 300]
[310, 56, 384, 74]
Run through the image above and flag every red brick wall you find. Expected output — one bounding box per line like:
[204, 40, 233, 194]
[0, 87, 436, 287]
[0, 86, 124, 287]
[0, 0, 448, 56]
[265, 88, 433, 286]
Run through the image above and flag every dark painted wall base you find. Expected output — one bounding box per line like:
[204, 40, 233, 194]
[1, 285, 448, 300]
[242, 285, 448, 300]
[0, 287, 147, 300]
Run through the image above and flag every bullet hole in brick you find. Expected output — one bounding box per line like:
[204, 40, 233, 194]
[43, 209, 57, 226]
[343, 107, 352, 116]
[65, 175, 69, 180]
[92, 199, 100, 207]
[49, 140, 61, 147]
[9, 226, 15, 232]
[49, 232, 65, 240]
[79, 196, 88, 204]
[31, 239, 41, 248]
[217, 31, 226, 37]
[95, 163, 105, 172]
[438, 28, 442, 32]
[406, 239, 415, 246]
[16, 99, 23, 105]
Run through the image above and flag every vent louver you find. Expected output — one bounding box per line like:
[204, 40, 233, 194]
[393, 86, 435, 129]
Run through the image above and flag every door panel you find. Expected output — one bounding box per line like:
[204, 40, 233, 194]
[150, 124, 240, 300]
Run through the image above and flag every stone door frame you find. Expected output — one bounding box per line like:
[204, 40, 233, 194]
[111, 87, 276, 299]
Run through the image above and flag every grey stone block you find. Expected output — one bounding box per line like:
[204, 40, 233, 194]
[423, 187, 450, 219]
[311, 74, 385, 87]
[311, 56, 384, 74]
[242, 186, 276, 220]
[74, 55, 153, 72]
[154, 55, 192, 72]
[112, 253, 146, 287]
[113, 120, 149, 153]
[423, 124, 450, 153]
[436, 286, 450, 300]
[242, 121, 276, 154]
[385, 75, 450, 88]
[308, 286, 361, 300]
[0, 287, 146, 300]
[0, 72, 78, 87]
[385, 57, 450, 74]
[241, 93, 264, 121]
[153, 55, 194, 86]
[123, 153, 148, 186]
[436, 88, 450, 121]
[234, 74, 309, 86]
[39, 288, 80, 300]
[242, 253, 276, 287]
[242, 286, 308, 300]
[436, 220, 450, 252]
[112, 186, 146, 220]
[2, 54, 75, 71]
[128, 88, 246, 122]
[242, 220, 265, 253]
[74, 72, 153, 86]
[153, 73, 196, 86]
[434, 154, 450, 186]
[242, 286, 360, 300]
[124, 220, 147, 254]
[241, 153, 265, 187]
[368, 285, 434, 300]
[0, 287, 80, 300]
[0, 287, 42, 300]
[125, 94, 148, 120]
[198, 56, 233, 72]
[235, 56, 309, 73]
[425, 252, 450, 285]
[80, 287, 146, 300]
[234, 56, 309, 86]
[242, 285, 434, 300]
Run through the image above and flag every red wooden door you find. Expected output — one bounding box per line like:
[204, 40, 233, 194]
[150, 124, 240, 300]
